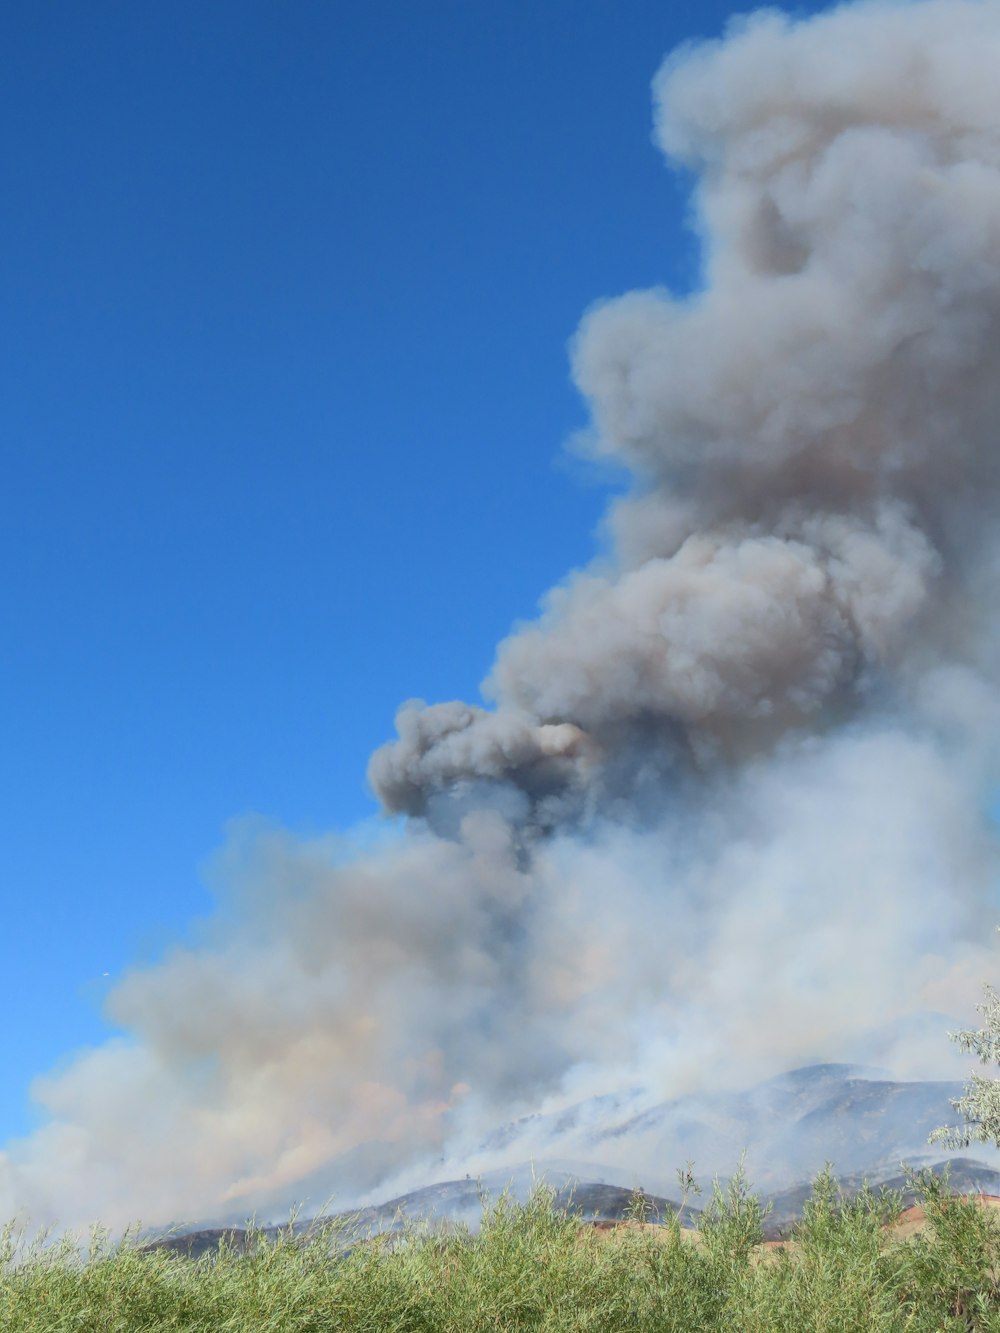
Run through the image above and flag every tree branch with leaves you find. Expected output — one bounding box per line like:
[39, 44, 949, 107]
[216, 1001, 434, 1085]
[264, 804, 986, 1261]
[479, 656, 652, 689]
[931, 983, 1000, 1151]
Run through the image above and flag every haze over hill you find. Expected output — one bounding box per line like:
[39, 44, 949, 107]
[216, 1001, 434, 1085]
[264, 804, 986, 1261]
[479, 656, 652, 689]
[5, 0, 1000, 1232]
[150, 1064, 1000, 1246]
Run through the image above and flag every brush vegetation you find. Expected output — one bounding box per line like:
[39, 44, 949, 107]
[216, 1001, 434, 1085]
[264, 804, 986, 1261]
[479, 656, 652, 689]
[6, 1167, 1000, 1331]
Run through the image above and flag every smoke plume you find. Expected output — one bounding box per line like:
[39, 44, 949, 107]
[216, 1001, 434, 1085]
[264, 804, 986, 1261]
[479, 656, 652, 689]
[6, 0, 1000, 1229]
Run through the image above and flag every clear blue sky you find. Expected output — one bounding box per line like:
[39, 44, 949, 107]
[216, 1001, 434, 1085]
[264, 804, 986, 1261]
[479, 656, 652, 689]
[1, 1, 826, 1141]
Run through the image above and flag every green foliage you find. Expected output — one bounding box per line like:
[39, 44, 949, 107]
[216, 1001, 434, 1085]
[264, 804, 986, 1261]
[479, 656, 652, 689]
[893, 1169, 1000, 1331]
[3, 1170, 1000, 1331]
[932, 982, 1000, 1151]
[698, 1158, 768, 1266]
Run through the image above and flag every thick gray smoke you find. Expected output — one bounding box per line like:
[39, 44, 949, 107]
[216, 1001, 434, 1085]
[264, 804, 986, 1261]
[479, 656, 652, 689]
[4, 0, 1000, 1230]
[371, 0, 1000, 833]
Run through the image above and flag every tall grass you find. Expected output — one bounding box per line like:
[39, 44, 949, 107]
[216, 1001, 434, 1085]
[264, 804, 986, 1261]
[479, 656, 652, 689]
[5, 1169, 1000, 1331]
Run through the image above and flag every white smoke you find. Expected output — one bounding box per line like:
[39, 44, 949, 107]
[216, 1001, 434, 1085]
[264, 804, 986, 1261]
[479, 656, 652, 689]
[5, 0, 1000, 1230]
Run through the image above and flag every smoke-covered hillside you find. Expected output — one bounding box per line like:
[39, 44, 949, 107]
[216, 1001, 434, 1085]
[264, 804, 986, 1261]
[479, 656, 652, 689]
[149, 1064, 1000, 1249]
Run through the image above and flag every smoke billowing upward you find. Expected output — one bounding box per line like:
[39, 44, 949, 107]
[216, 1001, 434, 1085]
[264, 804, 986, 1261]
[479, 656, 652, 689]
[6, 0, 1000, 1230]
[372, 0, 1000, 834]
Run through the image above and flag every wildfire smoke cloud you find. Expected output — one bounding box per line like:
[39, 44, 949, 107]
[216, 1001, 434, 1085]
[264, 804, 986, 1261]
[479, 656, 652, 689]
[5, 0, 1000, 1230]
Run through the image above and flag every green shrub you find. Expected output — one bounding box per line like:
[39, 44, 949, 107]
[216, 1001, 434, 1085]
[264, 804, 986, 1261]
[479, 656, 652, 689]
[3, 1169, 1000, 1331]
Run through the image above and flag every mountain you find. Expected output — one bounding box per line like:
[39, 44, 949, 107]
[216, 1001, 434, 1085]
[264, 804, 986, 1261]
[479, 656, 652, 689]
[143, 1063, 998, 1255]
[449, 1063, 986, 1195]
[143, 1174, 696, 1261]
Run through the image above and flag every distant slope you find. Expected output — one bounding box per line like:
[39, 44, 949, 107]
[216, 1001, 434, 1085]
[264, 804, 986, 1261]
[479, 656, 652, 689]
[145, 1064, 999, 1252]
[463, 1063, 987, 1192]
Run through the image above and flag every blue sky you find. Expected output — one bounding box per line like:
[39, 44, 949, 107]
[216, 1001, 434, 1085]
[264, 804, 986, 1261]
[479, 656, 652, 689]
[1, 1, 826, 1142]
